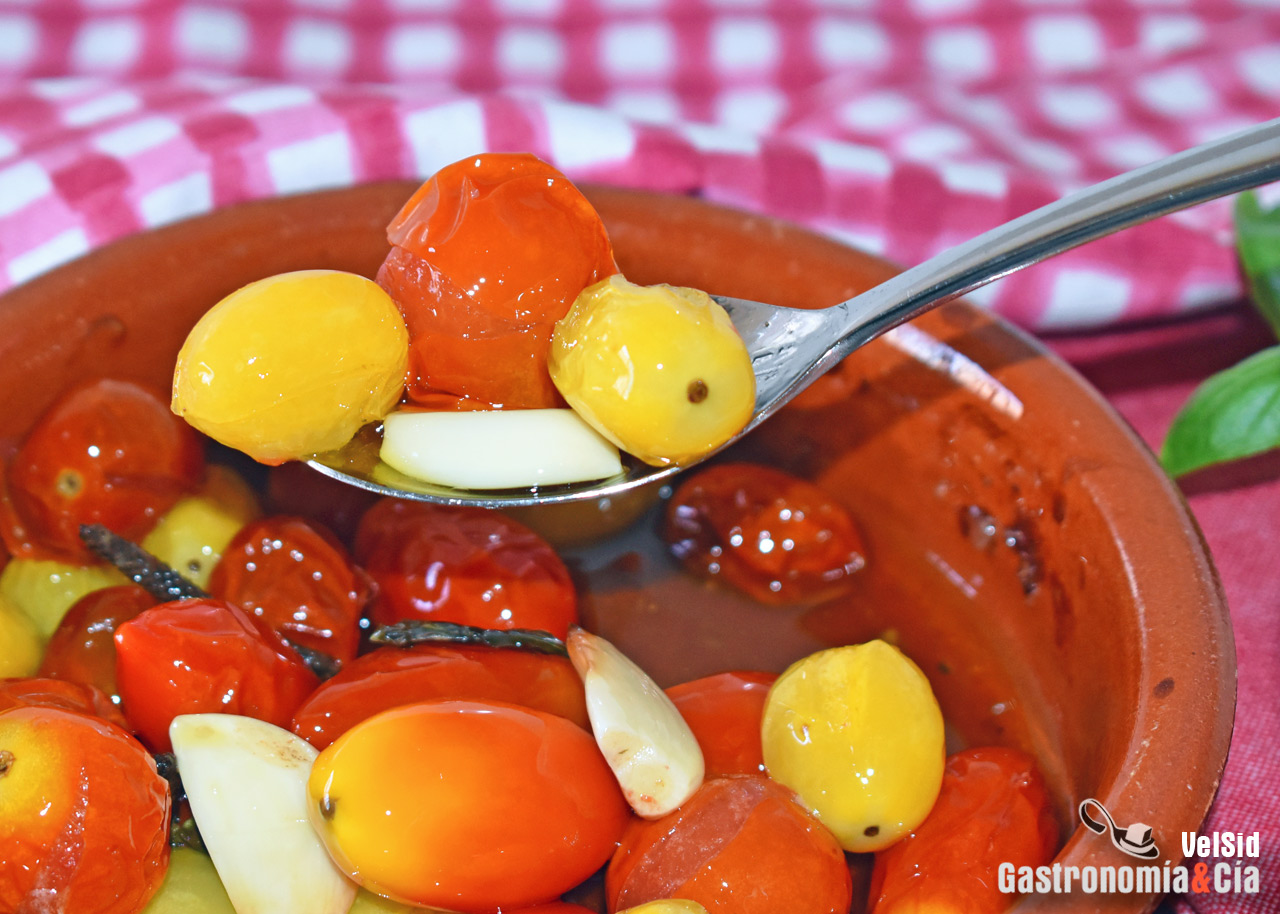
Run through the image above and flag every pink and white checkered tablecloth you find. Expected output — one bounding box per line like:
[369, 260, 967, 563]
[2, 4, 1280, 914]
[2, 0, 1279, 329]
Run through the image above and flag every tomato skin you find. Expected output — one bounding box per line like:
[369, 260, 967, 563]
[666, 671, 776, 777]
[607, 775, 852, 914]
[38, 584, 154, 703]
[5, 379, 204, 561]
[377, 153, 618, 409]
[664, 463, 866, 605]
[292, 644, 588, 749]
[208, 516, 371, 662]
[113, 598, 320, 752]
[266, 461, 379, 544]
[355, 498, 578, 639]
[308, 699, 629, 912]
[0, 706, 170, 914]
[869, 747, 1059, 914]
[0, 676, 129, 731]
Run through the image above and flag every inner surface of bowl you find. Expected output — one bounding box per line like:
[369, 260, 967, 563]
[0, 182, 1234, 913]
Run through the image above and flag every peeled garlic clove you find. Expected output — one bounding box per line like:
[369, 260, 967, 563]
[380, 408, 622, 490]
[170, 714, 358, 914]
[567, 628, 704, 818]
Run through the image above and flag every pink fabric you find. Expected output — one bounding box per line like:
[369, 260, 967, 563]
[1, 1, 1279, 328]
[1, 3, 1279, 911]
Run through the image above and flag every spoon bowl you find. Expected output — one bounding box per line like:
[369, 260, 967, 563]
[312, 116, 1280, 506]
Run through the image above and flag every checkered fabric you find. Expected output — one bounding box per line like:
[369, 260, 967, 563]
[1, 1, 1278, 329]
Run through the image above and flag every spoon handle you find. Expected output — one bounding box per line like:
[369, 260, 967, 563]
[825, 117, 1280, 360]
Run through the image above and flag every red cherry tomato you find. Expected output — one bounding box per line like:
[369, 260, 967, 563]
[377, 152, 618, 409]
[355, 498, 578, 639]
[0, 706, 170, 914]
[0, 677, 129, 731]
[113, 598, 319, 752]
[869, 747, 1059, 914]
[666, 671, 777, 777]
[208, 516, 371, 663]
[310, 699, 630, 912]
[607, 775, 852, 914]
[292, 644, 588, 749]
[265, 462, 379, 544]
[4, 379, 204, 561]
[38, 584, 154, 704]
[664, 463, 867, 605]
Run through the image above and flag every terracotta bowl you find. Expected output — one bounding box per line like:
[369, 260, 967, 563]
[0, 183, 1234, 912]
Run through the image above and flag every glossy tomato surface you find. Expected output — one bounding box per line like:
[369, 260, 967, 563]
[607, 775, 852, 914]
[355, 498, 577, 638]
[664, 463, 866, 605]
[0, 676, 129, 731]
[0, 706, 170, 913]
[666, 671, 776, 777]
[869, 747, 1059, 914]
[377, 153, 617, 409]
[38, 584, 154, 704]
[3, 379, 203, 561]
[292, 644, 588, 749]
[208, 516, 371, 662]
[113, 598, 319, 752]
[309, 699, 629, 912]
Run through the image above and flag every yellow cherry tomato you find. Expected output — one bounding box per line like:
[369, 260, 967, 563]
[172, 270, 408, 465]
[0, 558, 126, 639]
[142, 465, 260, 589]
[141, 847, 235, 914]
[621, 902, 710, 914]
[307, 699, 629, 912]
[548, 275, 755, 467]
[761, 640, 945, 852]
[0, 594, 43, 677]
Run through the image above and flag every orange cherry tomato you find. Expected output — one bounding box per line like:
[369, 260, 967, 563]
[0, 677, 129, 731]
[113, 598, 320, 752]
[869, 747, 1059, 914]
[4, 379, 204, 561]
[666, 671, 777, 777]
[308, 699, 629, 912]
[292, 644, 588, 749]
[208, 516, 371, 662]
[38, 584, 155, 704]
[377, 152, 618, 408]
[355, 498, 578, 639]
[607, 775, 852, 914]
[0, 706, 170, 913]
[664, 463, 867, 605]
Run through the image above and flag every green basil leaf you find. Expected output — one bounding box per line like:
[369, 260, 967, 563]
[1234, 191, 1280, 339]
[1161, 345, 1280, 477]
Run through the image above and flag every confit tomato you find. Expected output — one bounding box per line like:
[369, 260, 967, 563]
[869, 747, 1059, 914]
[376, 153, 618, 409]
[0, 676, 129, 731]
[114, 598, 319, 752]
[39, 584, 154, 704]
[208, 516, 371, 663]
[266, 462, 379, 544]
[355, 498, 577, 639]
[666, 671, 776, 777]
[3, 379, 204, 561]
[308, 699, 629, 912]
[664, 463, 866, 605]
[0, 706, 170, 913]
[607, 775, 851, 914]
[292, 644, 588, 749]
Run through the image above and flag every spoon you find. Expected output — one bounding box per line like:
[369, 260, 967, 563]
[309, 117, 1280, 508]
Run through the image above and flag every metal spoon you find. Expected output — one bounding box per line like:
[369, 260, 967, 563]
[309, 117, 1280, 508]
